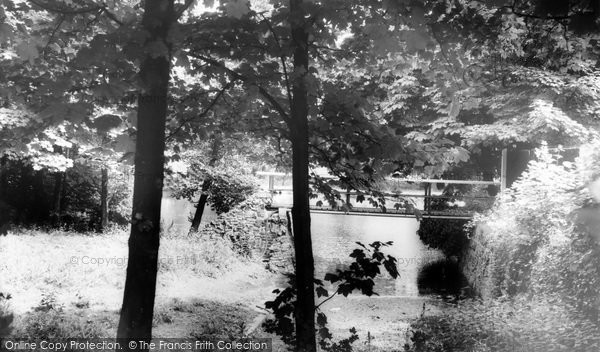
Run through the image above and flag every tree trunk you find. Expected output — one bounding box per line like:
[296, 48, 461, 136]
[33, 169, 47, 225]
[0, 156, 9, 234]
[100, 167, 109, 231]
[52, 172, 64, 227]
[117, 0, 173, 348]
[0, 156, 7, 199]
[189, 192, 208, 232]
[289, 1, 317, 351]
[189, 134, 222, 233]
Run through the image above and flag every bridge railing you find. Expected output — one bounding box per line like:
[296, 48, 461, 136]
[255, 172, 500, 219]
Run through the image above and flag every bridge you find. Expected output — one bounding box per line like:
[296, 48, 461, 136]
[258, 173, 500, 219]
[256, 147, 531, 219]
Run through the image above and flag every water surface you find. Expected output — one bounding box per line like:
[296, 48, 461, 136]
[311, 213, 443, 296]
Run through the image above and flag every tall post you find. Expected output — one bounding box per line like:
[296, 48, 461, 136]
[423, 183, 432, 214]
[345, 187, 351, 208]
[268, 175, 275, 192]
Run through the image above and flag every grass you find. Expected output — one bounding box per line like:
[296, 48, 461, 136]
[0, 226, 278, 341]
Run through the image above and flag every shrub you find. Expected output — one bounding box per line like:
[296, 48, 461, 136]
[16, 292, 107, 339]
[416, 183, 486, 258]
[404, 295, 600, 352]
[417, 219, 469, 258]
[169, 164, 257, 216]
[471, 143, 600, 318]
[0, 292, 14, 338]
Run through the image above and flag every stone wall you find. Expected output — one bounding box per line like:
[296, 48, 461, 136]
[197, 194, 294, 272]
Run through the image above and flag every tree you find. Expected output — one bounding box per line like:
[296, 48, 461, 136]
[116, 0, 174, 345]
[179, 3, 472, 351]
[188, 135, 222, 232]
[287, 1, 316, 350]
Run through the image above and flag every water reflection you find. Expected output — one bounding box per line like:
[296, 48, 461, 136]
[311, 213, 443, 297]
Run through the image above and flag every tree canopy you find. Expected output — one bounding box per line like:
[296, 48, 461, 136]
[2, 0, 600, 350]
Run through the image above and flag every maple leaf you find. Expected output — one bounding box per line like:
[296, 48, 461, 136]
[15, 41, 39, 65]
[405, 29, 429, 52]
[0, 23, 14, 43]
[448, 95, 461, 118]
[222, 0, 250, 19]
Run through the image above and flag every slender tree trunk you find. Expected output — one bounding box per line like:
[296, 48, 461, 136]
[0, 156, 7, 199]
[52, 172, 64, 227]
[33, 169, 46, 225]
[0, 156, 9, 234]
[289, 1, 317, 351]
[189, 134, 222, 233]
[100, 167, 109, 231]
[189, 192, 208, 232]
[117, 0, 173, 347]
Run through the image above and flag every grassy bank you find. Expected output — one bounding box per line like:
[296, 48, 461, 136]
[0, 227, 278, 340]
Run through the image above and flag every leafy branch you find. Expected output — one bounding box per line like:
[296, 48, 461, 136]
[28, 0, 124, 26]
[264, 241, 399, 351]
[186, 52, 291, 124]
[257, 13, 293, 108]
[165, 81, 233, 141]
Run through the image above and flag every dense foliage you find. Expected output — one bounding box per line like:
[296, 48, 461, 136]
[416, 186, 483, 258]
[166, 137, 266, 216]
[0, 157, 131, 230]
[0, 292, 13, 338]
[472, 142, 600, 319]
[405, 296, 600, 352]
[417, 219, 470, 259]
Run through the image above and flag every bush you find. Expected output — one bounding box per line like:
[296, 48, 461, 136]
[0, 292, 14, 338]
[404, 295, 600, 352]
[417, 219, 470, 258]
[471, 143, 600, 318]
[416, 183, 485, 258]
[16, 292, 107, 339]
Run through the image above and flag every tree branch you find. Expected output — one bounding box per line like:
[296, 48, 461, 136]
[29, 0, 101, 14]
[174, 0, 196, 20]
[28, 0, 123, 26]
[502, 0, 595, 21]
[43, 15, 66, 58]
[258, 13, 293, 108]
[315, 291, 338, 310]
[187, 52, 291, 124]
[100, 6, 124, 26]
[428, 23, 461, 86]
[165, 83, 232, 142]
